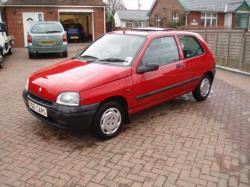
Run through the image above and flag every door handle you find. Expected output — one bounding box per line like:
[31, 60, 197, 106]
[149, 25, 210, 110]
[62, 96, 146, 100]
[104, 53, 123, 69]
[176, 63, 183, 69]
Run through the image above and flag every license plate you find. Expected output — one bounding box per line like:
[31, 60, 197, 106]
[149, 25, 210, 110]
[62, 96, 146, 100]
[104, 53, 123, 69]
[70, 36, 79, 40]
[28, 100, 48, 117]
[40, 40, 56, 45]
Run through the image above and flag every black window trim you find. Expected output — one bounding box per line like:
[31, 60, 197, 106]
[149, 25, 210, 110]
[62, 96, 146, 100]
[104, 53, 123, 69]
[138, 35, 181, 68]
[178, 34, 206, 60]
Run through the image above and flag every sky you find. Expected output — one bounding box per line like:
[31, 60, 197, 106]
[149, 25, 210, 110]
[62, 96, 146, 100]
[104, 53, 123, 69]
[123, 0, 155, 10]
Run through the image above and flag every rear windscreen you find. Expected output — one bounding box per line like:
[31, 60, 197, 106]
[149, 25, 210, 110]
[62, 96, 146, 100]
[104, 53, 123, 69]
[31, 23, 63, 34]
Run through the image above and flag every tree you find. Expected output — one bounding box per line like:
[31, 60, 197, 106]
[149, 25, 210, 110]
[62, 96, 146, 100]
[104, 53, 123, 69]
[106, 0, 126, 15]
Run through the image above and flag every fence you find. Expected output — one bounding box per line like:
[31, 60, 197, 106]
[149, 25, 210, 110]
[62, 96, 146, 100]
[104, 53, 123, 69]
[192, 30, 250, 73]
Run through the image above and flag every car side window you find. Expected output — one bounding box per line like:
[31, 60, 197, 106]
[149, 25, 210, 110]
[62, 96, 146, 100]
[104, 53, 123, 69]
[142, 36, 179, 66]
[179, 35, 204, 59]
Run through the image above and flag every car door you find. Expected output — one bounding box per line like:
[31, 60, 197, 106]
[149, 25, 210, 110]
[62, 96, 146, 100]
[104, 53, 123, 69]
[178, 35, 207, 87]
[131, 35, 189, 112]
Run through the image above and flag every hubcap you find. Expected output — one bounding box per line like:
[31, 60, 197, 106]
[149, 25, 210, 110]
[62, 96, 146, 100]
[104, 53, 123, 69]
[200, 78, 211, 97]
[100, 108, 121, 135]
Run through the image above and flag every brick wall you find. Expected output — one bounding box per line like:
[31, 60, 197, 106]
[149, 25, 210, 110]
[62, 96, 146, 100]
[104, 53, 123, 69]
[6, 7, 105, 47]
[150, 0, 185, 27]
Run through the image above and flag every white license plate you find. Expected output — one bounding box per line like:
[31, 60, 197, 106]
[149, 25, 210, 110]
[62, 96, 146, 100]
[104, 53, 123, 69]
[28, 100, 48, 117]
[71, 36, 79, 40]
[40, 40, 56, 45]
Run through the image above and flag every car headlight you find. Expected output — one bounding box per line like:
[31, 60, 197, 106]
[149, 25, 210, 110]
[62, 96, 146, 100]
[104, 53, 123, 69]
[25, 78, 29, 91]
[56, 92, 80, 106]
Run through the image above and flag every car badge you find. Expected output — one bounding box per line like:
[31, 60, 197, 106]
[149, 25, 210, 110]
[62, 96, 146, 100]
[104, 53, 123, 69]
[38, 87, 42, 93]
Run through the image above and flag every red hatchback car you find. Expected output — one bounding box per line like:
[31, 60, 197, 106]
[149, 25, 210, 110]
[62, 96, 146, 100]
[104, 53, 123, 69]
[23, 29, 216, 139]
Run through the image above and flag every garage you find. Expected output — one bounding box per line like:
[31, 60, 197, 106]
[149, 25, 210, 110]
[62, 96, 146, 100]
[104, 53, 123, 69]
[4, 0, 106, 47]
[59, 10, 94, 43]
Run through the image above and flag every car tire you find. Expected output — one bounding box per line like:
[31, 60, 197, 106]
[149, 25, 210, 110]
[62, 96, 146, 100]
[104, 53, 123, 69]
[93, 101, 125, 140]
[29, 52, 35, 59]
[0, 54, 3, 69]
[63, 51, 68, 58]
[7, 47, 13, 55]
[193, 75, 212, 101]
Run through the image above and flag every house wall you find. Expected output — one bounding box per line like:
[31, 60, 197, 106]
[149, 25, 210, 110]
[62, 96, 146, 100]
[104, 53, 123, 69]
[149, 0, 186, 27]
[119, 20, 149, 28]
[224, 13, 233, 29]
[114, 12, 121, 27]
[5, 7, 105, 47]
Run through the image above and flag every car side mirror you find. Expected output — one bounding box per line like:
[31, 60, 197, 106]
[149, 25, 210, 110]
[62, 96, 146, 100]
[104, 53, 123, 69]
[137, 64, 159, 74]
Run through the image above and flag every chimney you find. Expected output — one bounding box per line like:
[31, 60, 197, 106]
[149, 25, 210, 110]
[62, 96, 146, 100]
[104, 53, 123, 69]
[138, 0, 142, 10]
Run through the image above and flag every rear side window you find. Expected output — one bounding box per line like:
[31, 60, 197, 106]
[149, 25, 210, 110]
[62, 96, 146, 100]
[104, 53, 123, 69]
[142, 36, 179, 66]
[179, 35, 204, 59]
[31, 23, 63, 34]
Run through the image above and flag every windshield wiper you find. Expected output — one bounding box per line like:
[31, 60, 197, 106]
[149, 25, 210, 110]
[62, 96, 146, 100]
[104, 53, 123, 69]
[80, 55, 98, 59]
[98, 58, 127, 63]
[77, 55, 99, 62]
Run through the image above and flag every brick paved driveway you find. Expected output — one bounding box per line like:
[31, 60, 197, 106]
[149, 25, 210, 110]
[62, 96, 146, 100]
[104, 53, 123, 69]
[0, 44, 250, 187]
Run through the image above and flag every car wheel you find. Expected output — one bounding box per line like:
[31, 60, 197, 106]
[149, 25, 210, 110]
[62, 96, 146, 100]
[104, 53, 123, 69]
[63, 51, 68, 58]
[93, 101, 124, 140]
[193, 75, 212, 101]
[0, 54, 3, 69]
[7, 47, 13, 55]
[29, 52, 34, 59]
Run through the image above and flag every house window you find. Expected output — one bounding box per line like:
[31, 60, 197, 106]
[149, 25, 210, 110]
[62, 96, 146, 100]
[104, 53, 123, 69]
[126, 22, 133, 28]
[134, 21, 142, 28]
[236, 13, 249, 29]
[172, 12, 180, 23]
[201, 13, 217, 27]
[155, 16, 161, 27]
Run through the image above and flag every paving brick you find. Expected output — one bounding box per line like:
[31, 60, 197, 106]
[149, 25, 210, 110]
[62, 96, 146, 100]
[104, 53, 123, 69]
[154, 175, 167, 187]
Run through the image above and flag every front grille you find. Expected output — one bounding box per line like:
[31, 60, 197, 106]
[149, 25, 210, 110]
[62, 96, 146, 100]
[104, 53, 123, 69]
[28, 92, 53, 106]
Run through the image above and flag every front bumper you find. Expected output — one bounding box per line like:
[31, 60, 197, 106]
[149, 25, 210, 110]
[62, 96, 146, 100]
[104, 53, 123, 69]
[23, 90, 99, 130]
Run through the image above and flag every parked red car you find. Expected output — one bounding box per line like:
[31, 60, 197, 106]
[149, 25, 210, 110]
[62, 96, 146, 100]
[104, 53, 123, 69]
[23, 29, 216, 139]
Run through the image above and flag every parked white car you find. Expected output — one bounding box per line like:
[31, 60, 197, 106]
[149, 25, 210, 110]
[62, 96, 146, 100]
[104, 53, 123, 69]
[0, 22, 15, 69]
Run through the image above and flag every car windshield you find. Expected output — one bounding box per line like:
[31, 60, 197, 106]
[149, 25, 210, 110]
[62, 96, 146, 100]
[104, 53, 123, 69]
[79, 34, 146, 65]
[31, 23, 63, 34]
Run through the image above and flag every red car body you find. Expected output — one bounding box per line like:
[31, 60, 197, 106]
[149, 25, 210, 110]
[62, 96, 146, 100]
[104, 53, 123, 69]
[23, 29, 216, 138]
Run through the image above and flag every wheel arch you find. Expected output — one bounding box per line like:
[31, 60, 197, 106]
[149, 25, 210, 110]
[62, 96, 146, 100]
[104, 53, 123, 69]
[98, 96, 132, 124]
[204, 71, 215, 82]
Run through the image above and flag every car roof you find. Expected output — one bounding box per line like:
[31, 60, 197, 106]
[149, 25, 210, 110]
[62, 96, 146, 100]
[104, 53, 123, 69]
[112, 29, 200, 38]
[131, 27, 173, 32]
[32, 21, 62, 25]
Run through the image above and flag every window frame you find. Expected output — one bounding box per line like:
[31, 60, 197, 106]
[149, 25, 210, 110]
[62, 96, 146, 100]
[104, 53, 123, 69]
[236, 13, 250, 29]
[201, 12, 217, 27]
[139, 35, 181, 68]
[178, 35, 205, 59]
[172, 12, 180, 23]
[155, 15, 161, 27]
[125, 22, 133, 28]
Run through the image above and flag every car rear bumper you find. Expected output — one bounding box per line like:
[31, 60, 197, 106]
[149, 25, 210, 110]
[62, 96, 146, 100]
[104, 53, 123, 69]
[28, 44, 67, 54]
[23, 90, 99, 130]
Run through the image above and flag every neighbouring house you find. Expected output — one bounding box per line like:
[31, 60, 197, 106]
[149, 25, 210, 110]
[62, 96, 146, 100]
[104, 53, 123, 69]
[148, 0, 250, 30]
[224, 0, 250, 29]
[148, 0, 186, 27]
[3, 0, 107, 47]
[114, 10, 149, 29]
